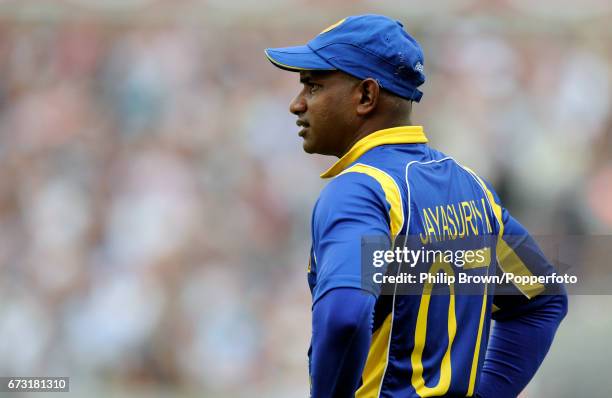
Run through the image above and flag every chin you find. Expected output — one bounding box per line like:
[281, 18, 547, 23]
[302, 140, 317, 154]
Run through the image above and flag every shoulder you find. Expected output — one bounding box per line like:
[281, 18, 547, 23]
[317, 169, 387, 215]
[313, 164, 403, 236]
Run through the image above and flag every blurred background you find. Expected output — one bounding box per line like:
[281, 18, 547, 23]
[0, 0, 610, 397]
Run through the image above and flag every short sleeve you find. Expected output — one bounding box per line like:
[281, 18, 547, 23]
[479, 181, 566, 320]
[311, 171, 393, 303]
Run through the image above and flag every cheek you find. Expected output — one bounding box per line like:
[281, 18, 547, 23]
[316, 94, 352, 125]
[321, 100, 353, 132]
[307, 90, 355, 149]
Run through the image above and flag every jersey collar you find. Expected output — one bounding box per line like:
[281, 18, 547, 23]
[320, 125, 428, 179]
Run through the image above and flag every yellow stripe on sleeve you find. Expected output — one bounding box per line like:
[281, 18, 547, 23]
[462, 247, 491, 270]
[339, 163, 404, 239]
[463, 167, 545, 298]
[495, 238, 545, 298]
[339, 164, 403, 398]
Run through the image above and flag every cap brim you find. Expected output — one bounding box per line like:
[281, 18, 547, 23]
[265, 45, 336, 72]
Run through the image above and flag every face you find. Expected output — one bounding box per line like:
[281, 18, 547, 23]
[289, 70, 358, 156]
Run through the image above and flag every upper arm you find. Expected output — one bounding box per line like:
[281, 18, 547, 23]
[477, 180, 566, 319]
[311, 170, 397, 303]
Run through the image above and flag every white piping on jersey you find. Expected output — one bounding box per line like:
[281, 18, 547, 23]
[455, 161, 531, 299]
[404, 157, 453, 243]
[376, 155, 526, 395]
[454, 160, 496, 230]
[374, 157, 453, 398]
[337, 162, 407, 398]
[375, 242, 403, 398]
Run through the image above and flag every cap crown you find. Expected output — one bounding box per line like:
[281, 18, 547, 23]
[308, 14, 425, 100]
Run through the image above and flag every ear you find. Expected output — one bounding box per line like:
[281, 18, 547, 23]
[356, 78, 380, 116]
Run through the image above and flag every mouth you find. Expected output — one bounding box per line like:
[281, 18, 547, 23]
[296, 120, 309, 137]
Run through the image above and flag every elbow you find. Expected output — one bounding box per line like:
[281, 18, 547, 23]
[324, 313, 363, 340]
[545, 284, 568, 324]
[557, 292, 569, 322]
[544, 291, 568, 327]
[313, 288, 375, 341]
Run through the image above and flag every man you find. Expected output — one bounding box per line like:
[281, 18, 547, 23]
[265, 14, 567, 398]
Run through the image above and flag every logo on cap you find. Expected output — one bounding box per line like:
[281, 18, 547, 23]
[414, 62, 424, 73]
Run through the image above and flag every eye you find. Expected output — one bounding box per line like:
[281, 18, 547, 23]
[307, 83, 321, 94]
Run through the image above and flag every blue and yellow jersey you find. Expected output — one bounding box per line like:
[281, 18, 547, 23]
[307, 126, 559, 397]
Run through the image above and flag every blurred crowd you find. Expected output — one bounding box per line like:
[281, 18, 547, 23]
[0, 1, 610, 397]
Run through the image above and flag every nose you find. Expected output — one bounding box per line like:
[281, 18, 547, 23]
[289, 93, 306, 115]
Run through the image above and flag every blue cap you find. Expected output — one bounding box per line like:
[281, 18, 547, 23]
[265, 14, 425, 102]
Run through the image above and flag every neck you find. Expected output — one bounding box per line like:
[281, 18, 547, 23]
[337, 118, 413, 158]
